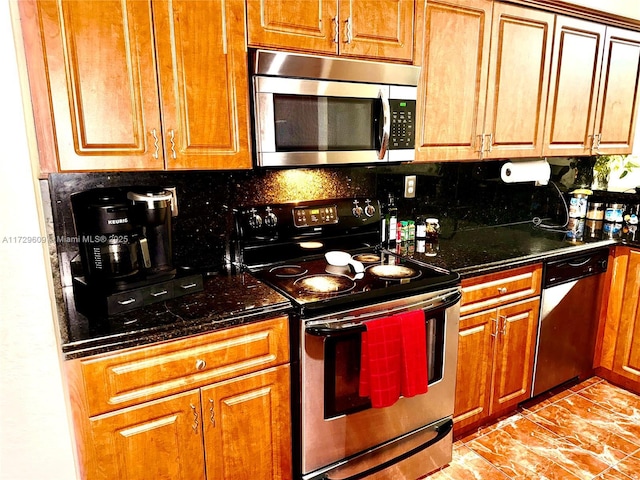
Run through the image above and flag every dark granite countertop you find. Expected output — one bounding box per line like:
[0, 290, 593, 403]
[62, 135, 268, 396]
[60, 220, 639, 360]
[61, 273, 291, 360]
[403, 221, 631, 278]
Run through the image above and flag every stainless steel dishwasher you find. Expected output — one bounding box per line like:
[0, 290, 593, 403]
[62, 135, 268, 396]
[531, 248, 609, 397]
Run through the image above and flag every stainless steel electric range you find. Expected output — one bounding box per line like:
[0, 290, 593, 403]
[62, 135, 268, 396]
[235, 197, 461, 480]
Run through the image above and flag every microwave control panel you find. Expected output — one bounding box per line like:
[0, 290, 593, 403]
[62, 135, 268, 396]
[389, 100, 416, 150]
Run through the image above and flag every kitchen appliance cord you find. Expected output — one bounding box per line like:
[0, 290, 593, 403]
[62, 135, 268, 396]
[531, 180, 570, 232]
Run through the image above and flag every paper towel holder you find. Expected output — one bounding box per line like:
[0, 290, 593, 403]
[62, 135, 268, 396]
[501, 159, 551, 186]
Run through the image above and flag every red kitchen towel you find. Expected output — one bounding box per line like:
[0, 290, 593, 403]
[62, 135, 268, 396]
[398, 310, 428, 397]
[359, 316, 402, 408]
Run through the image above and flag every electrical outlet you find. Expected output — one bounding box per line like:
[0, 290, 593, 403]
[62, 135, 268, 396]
[404, 175, 416, 198]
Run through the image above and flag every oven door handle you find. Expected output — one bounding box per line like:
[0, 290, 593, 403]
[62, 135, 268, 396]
[320, 418, 453, 480]
[306, 291, 461, 338]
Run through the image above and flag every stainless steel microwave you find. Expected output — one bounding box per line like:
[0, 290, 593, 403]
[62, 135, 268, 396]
[252, 50, 421, 167]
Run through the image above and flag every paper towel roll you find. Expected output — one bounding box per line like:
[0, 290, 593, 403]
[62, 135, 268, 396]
[501, 160, 551, 185]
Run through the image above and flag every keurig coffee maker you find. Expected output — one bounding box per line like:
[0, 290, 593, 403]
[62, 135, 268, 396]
[70, 186, 202, 319]
[127, 188, 176, 281]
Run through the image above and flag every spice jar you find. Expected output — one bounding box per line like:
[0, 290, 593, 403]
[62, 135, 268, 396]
[425, 218, 440, 239]
[586, 202, 605, 220]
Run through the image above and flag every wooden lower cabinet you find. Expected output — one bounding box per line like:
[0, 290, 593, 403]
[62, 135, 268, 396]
[67, 318, 292, 479]
[89, 390, 206, 480]
[203, 366, 292, 480]
[454, 298, 540, 431]
[599, 247, 640, 391]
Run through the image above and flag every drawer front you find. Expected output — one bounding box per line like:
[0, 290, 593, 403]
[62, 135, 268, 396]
[81, 316, 289, 416]
[461, 264, 542, 315]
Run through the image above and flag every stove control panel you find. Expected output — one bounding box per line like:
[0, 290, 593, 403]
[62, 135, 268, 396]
[294, 205, 338, 227]
[236, 197, 381, 242]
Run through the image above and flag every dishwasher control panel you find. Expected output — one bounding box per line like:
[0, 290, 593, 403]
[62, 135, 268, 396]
[543, 248, 609, 288]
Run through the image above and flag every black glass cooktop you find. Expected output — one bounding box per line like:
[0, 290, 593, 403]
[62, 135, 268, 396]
[248, 248, 460, 313]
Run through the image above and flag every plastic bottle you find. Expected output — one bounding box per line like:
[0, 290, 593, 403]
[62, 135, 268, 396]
[386, 194, 398, 247]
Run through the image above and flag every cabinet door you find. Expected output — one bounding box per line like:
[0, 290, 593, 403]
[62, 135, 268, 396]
[453, 309, 495, 431]
[491, 297, 540, 414]
[35, 0, 164, 171]
[612, 249, 640, 381]
[202, 365, 292, 480]
[88, 390, 205, 480]
[338, 0, 415, 61]
[543, 16, 606, 157]
[154, 0, 251, 170]
[415, 0, 492, 161]
[483, 4, 554, 159]
[593, 27, 640, 154]
[246, 0, 337, 54]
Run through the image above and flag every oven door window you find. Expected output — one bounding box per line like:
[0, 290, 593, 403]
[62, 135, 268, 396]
[273, 94, 380, 151]
[324, 308, 446, 419]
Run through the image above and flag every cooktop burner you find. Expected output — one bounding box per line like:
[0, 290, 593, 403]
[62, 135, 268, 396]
[367, 264, 421, 280]
[293, 274, 356, 294]
[269, 265, 308, 277]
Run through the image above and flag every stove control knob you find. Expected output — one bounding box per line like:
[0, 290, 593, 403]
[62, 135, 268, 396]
[364, 204, 376, 217]
[248, 211, 262, 229]
[264, 212, 278, 228]
[352, 206, 363, 217]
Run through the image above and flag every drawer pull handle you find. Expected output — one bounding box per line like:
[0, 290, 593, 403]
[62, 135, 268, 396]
[498, 287, 507, 294]
[117, 297, 136, 306]
[181, 283, 198, 290]
[150, 290, 168, 297]
[195, 359, 207, 371]
[190, 404, 199, 433]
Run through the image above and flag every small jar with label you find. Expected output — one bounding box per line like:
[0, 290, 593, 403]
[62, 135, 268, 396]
[604, 203, 625, 223]
[425, 218, 440, 239]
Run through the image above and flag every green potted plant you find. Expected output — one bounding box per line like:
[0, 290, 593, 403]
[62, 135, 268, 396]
[592, 154, 639, 190]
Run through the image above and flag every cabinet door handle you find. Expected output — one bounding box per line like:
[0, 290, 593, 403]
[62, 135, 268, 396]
[500, 314, 507, 336]
[168, 129, 177, 159]
[190, 404, 199, 433]
[475, 134, 485, 155]
[491, 317, 498, 338]
[150, 129, 159, 159]
[344, 17, 352, 44]
[209, 399, 216, 426]
[332, 16, 339, 44]
[485, 133, 493, 153]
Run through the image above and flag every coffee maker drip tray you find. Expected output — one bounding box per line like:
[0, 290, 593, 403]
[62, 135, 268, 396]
[72, 274, 204, 318]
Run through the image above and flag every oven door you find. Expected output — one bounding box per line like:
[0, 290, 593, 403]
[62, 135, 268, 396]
[300, 289, 461, 478]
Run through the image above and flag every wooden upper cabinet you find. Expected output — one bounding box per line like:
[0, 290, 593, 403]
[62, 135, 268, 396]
[416, 1, 552, 161]
[246, 0, 415, 62]
[593, 27, 640, 154]
[338, 0, 415, 61]
[543, 16, 605, 156]
[31, 0, 164, 172]
[246, 0, 337, 54]
[483, 4, 554, 159]
[153, 0, 251, 170]
[20, 0, 251, 173]
[415, 0, 492, 162]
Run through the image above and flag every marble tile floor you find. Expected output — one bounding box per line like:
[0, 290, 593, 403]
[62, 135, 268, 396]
[425, 377, 640, 480]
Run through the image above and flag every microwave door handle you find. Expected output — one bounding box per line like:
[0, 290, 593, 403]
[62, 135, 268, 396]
[378, 90, 390, 160]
